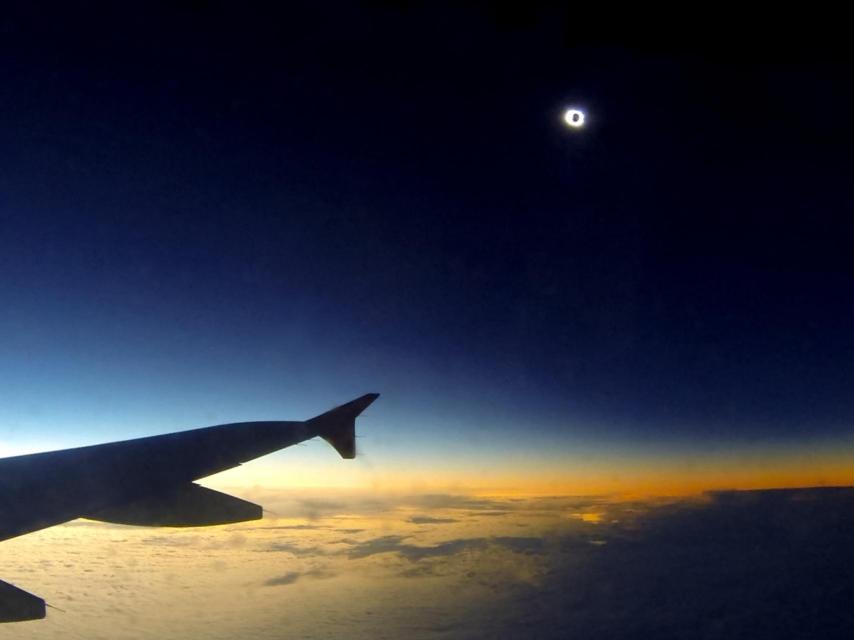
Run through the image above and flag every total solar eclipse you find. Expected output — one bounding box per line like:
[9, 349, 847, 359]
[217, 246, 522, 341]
[563, 108, 585, 128]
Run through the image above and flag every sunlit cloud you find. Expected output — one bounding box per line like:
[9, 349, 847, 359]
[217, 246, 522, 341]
[264, 568, 336, 586]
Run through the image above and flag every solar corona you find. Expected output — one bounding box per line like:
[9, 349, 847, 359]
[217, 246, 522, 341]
[563, 108, 585, 128]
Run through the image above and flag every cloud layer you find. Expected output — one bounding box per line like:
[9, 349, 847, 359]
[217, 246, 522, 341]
[3, 488, 854, 639]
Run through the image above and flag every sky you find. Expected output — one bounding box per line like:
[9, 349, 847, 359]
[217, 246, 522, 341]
[1, 5, 854, 496]
[2, 3, 854, 637]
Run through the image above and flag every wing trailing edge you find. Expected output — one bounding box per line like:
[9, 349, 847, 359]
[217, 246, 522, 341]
[83, 484, 262, 527]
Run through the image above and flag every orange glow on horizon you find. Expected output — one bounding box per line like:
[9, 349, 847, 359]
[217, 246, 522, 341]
[200, 441, 854, 499]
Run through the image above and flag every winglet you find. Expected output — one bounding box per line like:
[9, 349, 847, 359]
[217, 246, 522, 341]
[307, 393, 379, 459]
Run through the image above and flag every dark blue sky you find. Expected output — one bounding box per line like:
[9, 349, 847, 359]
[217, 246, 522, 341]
[1, 5, 853, 465]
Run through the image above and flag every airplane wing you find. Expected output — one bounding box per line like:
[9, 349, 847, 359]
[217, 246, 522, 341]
[0, 393, 378, 621]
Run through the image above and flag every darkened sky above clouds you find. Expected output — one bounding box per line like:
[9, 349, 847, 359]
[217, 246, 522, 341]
[1, 4, 853, 476]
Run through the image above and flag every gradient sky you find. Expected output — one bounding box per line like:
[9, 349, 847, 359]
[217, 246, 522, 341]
[1, 5, 853, 495]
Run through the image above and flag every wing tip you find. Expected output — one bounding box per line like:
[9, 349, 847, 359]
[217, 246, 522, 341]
[309, 393, 380, 459]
